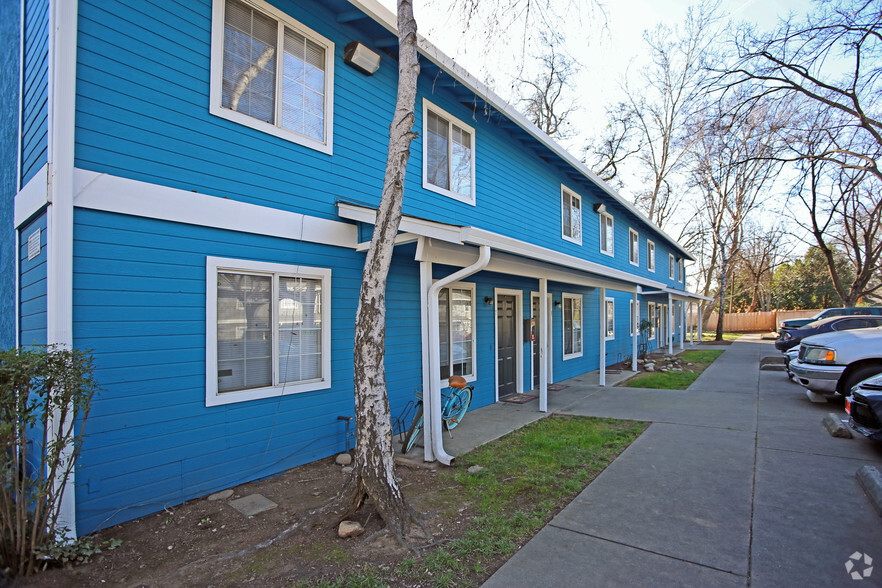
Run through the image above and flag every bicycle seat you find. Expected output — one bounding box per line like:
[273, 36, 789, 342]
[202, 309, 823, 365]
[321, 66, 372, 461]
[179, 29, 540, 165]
[448, 375, 468, 388]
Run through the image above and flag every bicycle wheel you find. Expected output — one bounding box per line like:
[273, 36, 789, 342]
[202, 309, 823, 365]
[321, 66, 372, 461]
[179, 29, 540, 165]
[443, 386, 472, 430]
[401, 402, 424, 454]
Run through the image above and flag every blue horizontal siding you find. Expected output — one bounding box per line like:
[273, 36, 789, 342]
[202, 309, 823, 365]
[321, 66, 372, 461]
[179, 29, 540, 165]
[72, 208, 426, 534]
[20, 0, 49, 187]
[73, 0, 687, 283]
[19, 212, 47, 347]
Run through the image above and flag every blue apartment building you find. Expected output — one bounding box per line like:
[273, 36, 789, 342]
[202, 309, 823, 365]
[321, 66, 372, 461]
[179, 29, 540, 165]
[2, 0, 707, 536]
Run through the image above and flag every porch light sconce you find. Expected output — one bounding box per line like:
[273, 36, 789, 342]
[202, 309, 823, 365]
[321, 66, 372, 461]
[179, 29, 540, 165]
[484, 296, 494, 306]
[554, 300, 562, 308]
[593, 202, 607, 214]
[343, 41, 381, 75]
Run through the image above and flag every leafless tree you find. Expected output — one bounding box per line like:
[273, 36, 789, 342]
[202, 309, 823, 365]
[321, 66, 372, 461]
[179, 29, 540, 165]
[687, 94, 786, 339]
[789, 156, 882, 305]
[517, 37, 578, 138]
[586, 101, 642, 184]
[731, 222, 788, 312]
[621, 0, 722, 230]
[722, 0, 882, 182]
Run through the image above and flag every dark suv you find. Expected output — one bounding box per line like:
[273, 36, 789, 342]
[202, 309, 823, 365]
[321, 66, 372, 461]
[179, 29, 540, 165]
[776, 315, 882, 351]
[778, 307, 882, 331]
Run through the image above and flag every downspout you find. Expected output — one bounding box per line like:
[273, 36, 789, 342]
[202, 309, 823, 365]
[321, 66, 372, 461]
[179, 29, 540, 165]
[427, 245, 491, 465]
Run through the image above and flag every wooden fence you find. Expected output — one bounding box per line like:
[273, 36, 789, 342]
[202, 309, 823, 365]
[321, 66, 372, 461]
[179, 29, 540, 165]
[690, 309, 821, 332]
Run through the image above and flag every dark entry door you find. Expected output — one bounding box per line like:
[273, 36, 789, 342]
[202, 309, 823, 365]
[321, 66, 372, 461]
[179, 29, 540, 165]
[497, 294, 517, 397]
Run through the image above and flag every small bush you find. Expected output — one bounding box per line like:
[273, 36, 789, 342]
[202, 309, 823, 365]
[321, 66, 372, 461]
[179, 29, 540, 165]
[0, 346, 99, 578]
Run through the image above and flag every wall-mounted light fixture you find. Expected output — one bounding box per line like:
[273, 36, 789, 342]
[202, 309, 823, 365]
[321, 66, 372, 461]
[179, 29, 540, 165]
[484, 296, 494, 306]
[343, 41, 381, 75]
[554, 300, 562, 308]
[593, 202, 607, 214]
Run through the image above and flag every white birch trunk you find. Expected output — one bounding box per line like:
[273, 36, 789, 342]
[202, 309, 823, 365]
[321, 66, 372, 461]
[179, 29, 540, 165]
[350, 0, 420, 534]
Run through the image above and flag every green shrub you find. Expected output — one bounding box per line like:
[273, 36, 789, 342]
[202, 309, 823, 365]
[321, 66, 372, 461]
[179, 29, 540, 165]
[0, 346, 99, 578]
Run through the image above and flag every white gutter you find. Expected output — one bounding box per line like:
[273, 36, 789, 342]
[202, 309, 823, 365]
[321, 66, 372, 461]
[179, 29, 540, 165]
[426, 245, 491, 465]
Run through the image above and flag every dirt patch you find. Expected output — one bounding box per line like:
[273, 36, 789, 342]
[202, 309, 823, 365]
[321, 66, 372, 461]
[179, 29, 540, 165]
[17, 456, 457, 587]
[15, 452, 531, 587]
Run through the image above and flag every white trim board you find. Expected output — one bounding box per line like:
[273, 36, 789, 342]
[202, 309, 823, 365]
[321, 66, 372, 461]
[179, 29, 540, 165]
[14, 163, 49, 227]
[338, 202, 667, 291]
[73, 169, 358, 249]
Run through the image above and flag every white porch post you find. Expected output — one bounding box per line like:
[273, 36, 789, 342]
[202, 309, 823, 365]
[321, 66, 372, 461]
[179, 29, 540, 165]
[680, 300, 685, 350]
[689, 302, 694, 344]
[599, 287, 606, 386]
[667, 293, 673, 354]
[418, 258, 435, 462]
[698, 305, 704, 341]
[631, 291, 638, 371]
[539, 278, 548, 412]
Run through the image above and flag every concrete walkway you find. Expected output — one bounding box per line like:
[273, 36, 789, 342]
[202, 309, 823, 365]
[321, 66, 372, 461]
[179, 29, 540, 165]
[441, 335, 882, 586]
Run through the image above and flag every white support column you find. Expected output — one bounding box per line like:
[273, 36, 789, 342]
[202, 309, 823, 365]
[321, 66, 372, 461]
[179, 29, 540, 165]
[680, 300, 685, 350]
[599, 287, 606, 386]
[539, 278, 548, 412]
[418, 258, 435, 462]
[46, 0, 79, 539]
[698, 305, 704, 341]
[667, 293, 673, 355]
[631, 291, 638, 371]
[689, 302, 694, 344]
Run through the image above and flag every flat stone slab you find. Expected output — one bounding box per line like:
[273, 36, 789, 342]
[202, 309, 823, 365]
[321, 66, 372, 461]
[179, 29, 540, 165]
[806, 390, 829, 403]
[229, 493, 278, 517]
[207, 489, 233, 501]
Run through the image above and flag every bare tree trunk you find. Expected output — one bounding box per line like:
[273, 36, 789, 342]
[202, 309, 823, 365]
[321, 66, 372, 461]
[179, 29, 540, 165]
[715, 245, 727, 342]
[346, 0, 423, 543]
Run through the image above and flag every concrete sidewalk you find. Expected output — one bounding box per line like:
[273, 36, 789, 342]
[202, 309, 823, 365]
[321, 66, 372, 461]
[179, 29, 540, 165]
[449, 335, 882, 587]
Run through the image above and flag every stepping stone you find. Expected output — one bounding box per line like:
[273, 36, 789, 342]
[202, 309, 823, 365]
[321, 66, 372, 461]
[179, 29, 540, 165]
[207, 489, 233, 501]
[229, 493, 278, 517]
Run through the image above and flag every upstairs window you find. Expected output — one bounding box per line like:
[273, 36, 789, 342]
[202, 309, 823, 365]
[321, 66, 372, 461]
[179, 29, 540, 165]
[647, 240, 656, 271]
[669, 254, 675, 280]
[679, 258, 685, 282]
[438, 284, 476, 381]
[561, 187, 582, 245]
[600, 211, 614, 256]
[629, 228, 639, 265]
[210, 0, 334, 153]
[563, 293, 583, 359]
[423, 100, 475, 205]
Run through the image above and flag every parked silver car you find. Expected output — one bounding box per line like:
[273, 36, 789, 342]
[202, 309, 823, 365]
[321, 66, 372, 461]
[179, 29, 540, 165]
[789, 326, 882, 396]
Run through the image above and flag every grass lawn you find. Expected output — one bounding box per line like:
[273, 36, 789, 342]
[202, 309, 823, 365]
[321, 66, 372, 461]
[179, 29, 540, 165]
[700, 332, 742, 341]
[312, 415, 648, 587]
[620, 349, 725, 390]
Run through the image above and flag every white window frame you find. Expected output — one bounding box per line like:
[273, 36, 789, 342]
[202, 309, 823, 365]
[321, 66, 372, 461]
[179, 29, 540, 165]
[647, 240, 656, 272]
[422, 99, 476, 205]
[437, 281, 477, 384]
[209, 0, 335, 154]
[628, 228, 639, 266]
[205, 256, 332, 407]
[599, 211, 614, 256]
[679, 258, 685, 283]
[669, 253, 675, 280]
[562, 293, 583, 360]
[561, 185, 583, 245]
[648, 302, 657, 340]
[605, 297, 615, 340]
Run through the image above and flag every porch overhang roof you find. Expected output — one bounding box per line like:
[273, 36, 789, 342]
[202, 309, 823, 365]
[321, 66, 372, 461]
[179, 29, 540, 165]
[640, 287, 714, 302]
[338, 201, 670, 292]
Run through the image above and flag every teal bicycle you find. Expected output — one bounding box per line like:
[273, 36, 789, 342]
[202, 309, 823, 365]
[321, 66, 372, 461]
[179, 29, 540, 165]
[401, 376, 473, 454]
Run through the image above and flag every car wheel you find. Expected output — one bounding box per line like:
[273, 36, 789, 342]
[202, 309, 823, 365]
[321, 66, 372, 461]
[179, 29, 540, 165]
[841, 365, 882, 396]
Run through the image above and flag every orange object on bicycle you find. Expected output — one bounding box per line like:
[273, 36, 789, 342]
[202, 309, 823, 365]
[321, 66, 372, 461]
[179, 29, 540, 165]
[448, 375, 468, 388]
